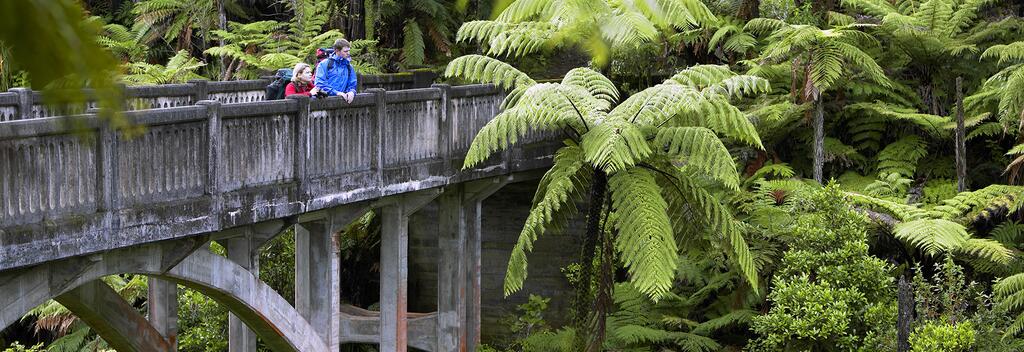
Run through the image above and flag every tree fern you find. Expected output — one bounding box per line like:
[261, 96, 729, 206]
[876, 135, 929, 178]
[449, 58, 766, 350]
[401, 20, 425, 66]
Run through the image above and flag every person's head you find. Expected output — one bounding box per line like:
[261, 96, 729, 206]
[292, 63, 312, 83]
[333, 39, 351, 59]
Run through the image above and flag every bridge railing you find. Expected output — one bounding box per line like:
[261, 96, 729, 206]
[0, 83, 560, 270]
[0, 72, 438, 121]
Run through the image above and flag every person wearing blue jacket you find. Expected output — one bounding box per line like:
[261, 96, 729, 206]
[315, 39, 358, 103]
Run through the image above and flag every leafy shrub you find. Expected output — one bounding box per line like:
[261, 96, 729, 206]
[909, 321, 975, 352]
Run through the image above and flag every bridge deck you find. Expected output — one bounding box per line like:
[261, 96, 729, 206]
[0, 84, 557, 271]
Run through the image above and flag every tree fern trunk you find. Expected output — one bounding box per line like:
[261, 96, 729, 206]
[897, 274, 914, 352]
[575, 168, 607, 348]
[737, 0, 760, 20]
[587, 205, 615, 352]
[813, 97, 825, 184]
[955, 76, 967, 192]
[217, 0, 228, 70]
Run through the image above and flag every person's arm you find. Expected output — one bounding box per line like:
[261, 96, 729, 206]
[314, 61, 336, 95]
[345, 65, 358, 93]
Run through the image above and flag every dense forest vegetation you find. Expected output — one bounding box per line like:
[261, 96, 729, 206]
[6, 0, 1024, 351]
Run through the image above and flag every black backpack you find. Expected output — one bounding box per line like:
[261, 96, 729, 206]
[264, 68, 294, 100]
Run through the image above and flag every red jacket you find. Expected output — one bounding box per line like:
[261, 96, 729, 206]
[285, 81, 314, 97]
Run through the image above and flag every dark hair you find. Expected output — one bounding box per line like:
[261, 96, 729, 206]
[333, 39, 350, 51]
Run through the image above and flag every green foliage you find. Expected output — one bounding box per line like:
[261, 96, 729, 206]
[750, 184, 895, 351]
[0, 0, 125, 128]
[910, 321, 975, 352]
[177, 287, 229, 352]
[123, 50, 206, 85]
[0, 343, 44, 352]
[455, 0, 716, 66]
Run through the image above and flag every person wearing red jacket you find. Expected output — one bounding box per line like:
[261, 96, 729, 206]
[285, 62, 320, 97]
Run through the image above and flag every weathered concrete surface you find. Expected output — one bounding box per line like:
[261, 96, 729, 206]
[378, 189, 440, 351]
[337, 304, 436, 351]
[147, 277, 179, 350]
[295, 203, 368, 350]
[225, 235, 259, 352]
[56, 280, 173, 352]
[0, 237, 328, 352]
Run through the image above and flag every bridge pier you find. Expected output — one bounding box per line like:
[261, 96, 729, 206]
[376, 190, 440, 351]
[436, 178, 509, 352]
[224, 235, 259, 352]
[147, 278, 179, 350]
[296, 204, 369, 350]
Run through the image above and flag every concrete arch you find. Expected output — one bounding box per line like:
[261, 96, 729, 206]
[0, 238, 328, 352]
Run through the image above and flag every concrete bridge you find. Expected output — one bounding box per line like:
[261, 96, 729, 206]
[0, 82, 562, 351]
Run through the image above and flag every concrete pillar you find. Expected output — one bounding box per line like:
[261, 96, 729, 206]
[295, 221, 339, 349]
[380, 203, 411, 352]
[437, 190, 468, 351]
[378, 191, 439, 351]
[295, 205, 367, 350]
[147, 278, 178, 350]
[225, 235, 258, 352]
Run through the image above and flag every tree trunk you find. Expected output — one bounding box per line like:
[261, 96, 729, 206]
[955, 76, 967, 192]
[737, 0, 760, 20]
[348, 0, 365, 40]
[575, 168, 607, 348]
[897, 274, 914, 352]
[813, 97, 825, 184]
[587, 219, 615, 352]
[218, 0, 228, 70]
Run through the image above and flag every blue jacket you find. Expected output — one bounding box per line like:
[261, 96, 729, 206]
[314, 54, 358, 95]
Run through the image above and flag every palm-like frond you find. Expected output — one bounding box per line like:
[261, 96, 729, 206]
[654, 127, 739, 190]
[609, 169, 677, 300]
[444, 54, 536, 90]
[504, 145, 590, 295]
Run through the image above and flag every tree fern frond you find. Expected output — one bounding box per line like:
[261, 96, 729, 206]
[981, 41, 1024, 66]
[444, 54, 536, 90]
[893, 219, 970, 257]
[504, 146, 590, 296]
[658, 163, 759, 292]
[957, 238, 1014, 265]
[609, 168, 677, 300]
[601, 10, 660, 46]
[402, 20, 425, 66]
[462, 84, 584, 168]
[653, 127, 739, 190]
[582, 116, 652, 173]
[876, 135, 929, 178]
[562, 67, 619, 108]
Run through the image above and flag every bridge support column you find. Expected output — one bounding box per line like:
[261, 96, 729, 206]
[377, 190, 440, 351]
[147, 278, 178, 350]
[437, 178, 509, 352]
[225, 235, 259, 352]
[295, 204, 367, 350]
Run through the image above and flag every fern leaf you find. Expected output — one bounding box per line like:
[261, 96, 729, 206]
[653, 127, 739, 190]
[504, 146, 590, 296]
[444, 54, 536, 90]
[893, 219, 969, 257]
[581, 116, 653, 173]
[609, 168, 677, 300]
